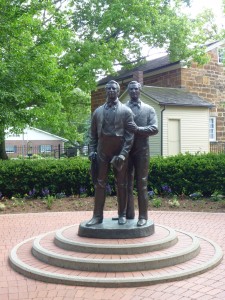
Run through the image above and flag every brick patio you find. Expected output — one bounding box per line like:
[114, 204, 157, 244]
[1, 210, 225, 299]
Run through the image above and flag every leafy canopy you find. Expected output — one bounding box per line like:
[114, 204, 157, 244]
[0, 0, 222, 157]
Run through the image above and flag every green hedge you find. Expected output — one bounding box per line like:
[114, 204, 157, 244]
[0, 153, 225, 198]
[149, 153, 225, 196]
[0, 157, 92, 198]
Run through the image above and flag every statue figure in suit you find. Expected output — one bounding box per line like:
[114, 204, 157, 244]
[87, 80, 134, 226]
[126, 81, 158, 226]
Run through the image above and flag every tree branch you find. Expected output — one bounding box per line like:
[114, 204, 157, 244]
[113, 56, 148, 66]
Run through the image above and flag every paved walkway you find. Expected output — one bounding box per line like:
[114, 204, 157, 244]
[1, 210, 225, 300]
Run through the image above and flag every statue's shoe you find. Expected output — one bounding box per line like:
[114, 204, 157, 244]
[137, 218, 147, 227]
[118, 216, 127, 225]
[86, 217, 103, 227]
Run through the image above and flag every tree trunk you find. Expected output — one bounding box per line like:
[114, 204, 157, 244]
[0, 126, 8, 160]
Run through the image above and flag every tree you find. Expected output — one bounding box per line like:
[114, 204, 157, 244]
[62, 0, 220, 79]
[0, 0, 221, 159]
[0, 1, 70, 157]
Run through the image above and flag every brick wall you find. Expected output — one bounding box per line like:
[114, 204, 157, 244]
[5, 140, 64, 158]
[181, 49, 225, 142]
[91, 69, 182, 111]
[91, 47, 225, 143]
[144, 69, 182, 87]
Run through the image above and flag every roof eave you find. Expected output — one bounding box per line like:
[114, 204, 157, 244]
[159, 103, 214, 108]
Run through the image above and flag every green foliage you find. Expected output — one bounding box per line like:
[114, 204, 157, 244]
[43, 195, 55, 210]
[0, 154, 225, 199]
[0, 157, 93, 198]
[0, 0, 90, 156]
[0, 203, 6, 211]
[149, 153, 225, 197]
[11, 198, 25, 207]
[168, 196, 180, 207]
[210, 191, 224, 202]
[1, 150, 225, 200]
[152, 198, 162, 208]
[68, 0, 218, 71]
[0, 0, 221, 159]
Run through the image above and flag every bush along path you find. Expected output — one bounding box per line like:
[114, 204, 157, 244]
[0, 153, 225, 200]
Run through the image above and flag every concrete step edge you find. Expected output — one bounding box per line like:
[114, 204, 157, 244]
[54, 224, 178, 254]
[32, 229, 200, 272]
[9, 234, 223, 288]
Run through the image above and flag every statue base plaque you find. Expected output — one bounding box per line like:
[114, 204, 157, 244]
[78, 218, 155, 239]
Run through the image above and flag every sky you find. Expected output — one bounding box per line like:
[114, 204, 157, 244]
[185, 0, 225, 27]
[144, 0, 225, 59]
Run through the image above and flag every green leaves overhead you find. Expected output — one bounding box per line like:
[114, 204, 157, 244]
[64, 0, 221, 81]
[0, 0, 222, 158]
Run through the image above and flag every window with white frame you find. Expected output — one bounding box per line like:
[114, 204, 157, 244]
[39, 145, 52, 153]
[209, 117, 216, 141]
[218, 48, 225, 64]
[6, 145, 17, 153]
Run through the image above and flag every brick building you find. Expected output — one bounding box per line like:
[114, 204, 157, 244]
[91, 41, 225, 154]
[5, 127, 68, 158]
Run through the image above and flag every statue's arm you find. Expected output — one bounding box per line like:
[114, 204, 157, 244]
[119, 110, 134, 159]
[89, 111, 98, 155]
[137, 107, 158, 137]
[128, 107, 158, 137]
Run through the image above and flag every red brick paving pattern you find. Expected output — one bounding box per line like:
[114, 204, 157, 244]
[1, 210, 225, 299]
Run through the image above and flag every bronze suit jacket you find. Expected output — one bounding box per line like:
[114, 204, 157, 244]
[89, 100, 134, 158]
[126, 100, 158, 139]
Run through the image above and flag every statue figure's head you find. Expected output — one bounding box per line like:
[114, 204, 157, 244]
[105, 80, 120, 101]
[128, 81, 141, 101]
[127, 81, 142, 90]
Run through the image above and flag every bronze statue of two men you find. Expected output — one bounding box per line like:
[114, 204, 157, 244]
[87, 80, 158, 227]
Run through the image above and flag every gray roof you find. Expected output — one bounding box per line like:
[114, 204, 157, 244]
[142, 86, 214, 108]
[98, 55, 176, 85]
[98, 41, 221, 86]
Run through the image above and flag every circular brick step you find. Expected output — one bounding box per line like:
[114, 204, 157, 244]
[55, 224, 178, 254]
[9, 224, 223, 287]
[32, 226, 200, 272]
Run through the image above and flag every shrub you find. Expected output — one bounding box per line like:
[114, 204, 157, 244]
[0, 153, 225, 199]
[152, 198, 162, 208]
[149, 153, 225, 197]
[0, 157, 93, 198]
[168, 197, 180, 207]
[43, 195, 55, 209]
[0, 203, 6, 211]
[210, 191, 224, 202]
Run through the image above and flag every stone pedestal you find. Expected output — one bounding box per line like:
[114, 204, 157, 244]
[78, 218, 155, 239]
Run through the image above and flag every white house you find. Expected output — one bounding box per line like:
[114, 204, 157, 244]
[5, 127, 68, 157]
[120, 86, 214, 156]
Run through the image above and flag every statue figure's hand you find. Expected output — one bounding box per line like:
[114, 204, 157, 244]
[111, 155, 125, 171]
[89, 151, 97, 161]
[127, 121, 138, 133]
[117, 154, 125, 162]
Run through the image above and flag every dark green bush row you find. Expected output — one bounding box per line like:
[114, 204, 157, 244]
[149, 153, 225, 196]
[0, 153, 225, 198]
[0, 157, 93, 198]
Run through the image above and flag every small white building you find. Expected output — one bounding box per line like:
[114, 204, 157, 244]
[120, 86, 214, 157]
[5, 127, 68, 157]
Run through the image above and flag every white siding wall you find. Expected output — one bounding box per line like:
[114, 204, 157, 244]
[162, 106, 210, 156]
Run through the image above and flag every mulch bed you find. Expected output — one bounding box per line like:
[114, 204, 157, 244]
[1, 196, 225, 214]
